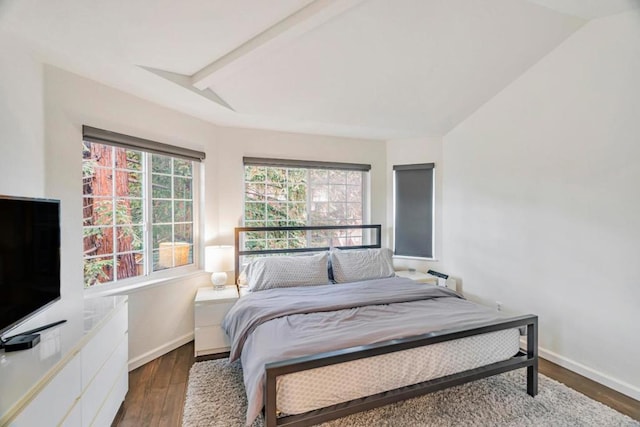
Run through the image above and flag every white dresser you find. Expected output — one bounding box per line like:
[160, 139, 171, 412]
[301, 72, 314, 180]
[0, 296, 128, 427]
[194, 286, 239, 356]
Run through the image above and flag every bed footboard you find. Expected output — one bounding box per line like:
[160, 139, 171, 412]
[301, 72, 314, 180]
[264, 315, 538, 427]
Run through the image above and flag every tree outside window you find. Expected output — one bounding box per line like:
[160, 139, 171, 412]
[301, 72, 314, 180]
[243, 164, 366, 251]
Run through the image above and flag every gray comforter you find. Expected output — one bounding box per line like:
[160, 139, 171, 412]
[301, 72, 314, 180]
[222, 277, 510, 425]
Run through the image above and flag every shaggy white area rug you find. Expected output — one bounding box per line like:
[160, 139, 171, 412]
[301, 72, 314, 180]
[183, 359, 639, 426]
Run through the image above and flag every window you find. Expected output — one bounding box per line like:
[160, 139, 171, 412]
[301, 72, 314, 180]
[243, 157, 370, 249]
[393, 163, 435, 258]
[81, 126, 204, 288]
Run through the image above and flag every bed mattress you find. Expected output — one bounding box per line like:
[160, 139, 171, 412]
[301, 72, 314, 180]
[276, 328, 520, 415]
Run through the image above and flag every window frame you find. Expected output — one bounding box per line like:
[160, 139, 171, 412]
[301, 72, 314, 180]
[392, 163, 435, 260]
[242, 157, 371, 250]
[82, 126, 203, 293]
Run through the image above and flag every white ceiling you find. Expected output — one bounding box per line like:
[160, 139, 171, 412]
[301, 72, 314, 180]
[1, 0, 637, 140]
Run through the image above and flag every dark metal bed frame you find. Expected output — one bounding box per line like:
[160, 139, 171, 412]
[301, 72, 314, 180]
[234, 225, 538, 427]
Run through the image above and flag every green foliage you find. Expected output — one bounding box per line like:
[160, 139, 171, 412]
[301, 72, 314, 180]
[243, 165, 366, 252]
[83, 258, 113, 287]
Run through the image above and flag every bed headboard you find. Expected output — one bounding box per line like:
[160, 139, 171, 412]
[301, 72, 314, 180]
[234, 224, 382, 284]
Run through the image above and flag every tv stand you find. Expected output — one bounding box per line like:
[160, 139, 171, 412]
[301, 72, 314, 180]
[0, 297, 128, 426]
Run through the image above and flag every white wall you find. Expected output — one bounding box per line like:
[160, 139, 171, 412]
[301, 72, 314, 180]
[386, 138, 444, 273]
[0, 36, 44, 197]
[41, 66, 387, 368]
[442, 10, 640, 399]
[0, 37, 79, 333]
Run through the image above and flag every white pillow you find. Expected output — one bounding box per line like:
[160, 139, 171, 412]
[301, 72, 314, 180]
[243, 252, 329, 292]
[330, 248, 395, 283]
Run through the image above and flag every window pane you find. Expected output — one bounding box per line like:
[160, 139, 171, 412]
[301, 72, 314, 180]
[84, 256, 114, 287]
[266, 202, 287, 222]
[245, 183, 265, 201]
[93, 199, 114, 225]
[347, 185, 362, 202]
[156, 242, 190, 270]
[83, 196, 95, 226]
[329, 170, 347, 184]
[288, 169, 306, 183]
[288, 183, 306, 202]
[115, 199, 137, 225]
[173, 158, 192, 176]
[153, 200, 173, 223]
[174, 223, 193, 244]
[309, 169, 328, 184]
[174, 200, 192, 223]
[152, 224, 172, 251]
[174, 176, 192, 199]
[267, 168, 286, 183]
[265, 183, 287, 201]
[115, 252, 139, 281]
[117, 226, 144, 252]
[347, 171, 362, 186]
[152, 173, 172, 199]
[329, 185, 346, 202]
[152, 154, 171, 173]
[84, 226, 113, 257]
[288, 203, 306, 225]
[311, 185, 328, 202]
[245, 203, 265, 221]
[130, 198, 143, 223]
[245, 166, 266, 182]
[114, 171, 142, 197]
[126, 149, 143, 171]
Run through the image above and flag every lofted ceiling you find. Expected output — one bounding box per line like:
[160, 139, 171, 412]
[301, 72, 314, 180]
[1, 0, 638, 140]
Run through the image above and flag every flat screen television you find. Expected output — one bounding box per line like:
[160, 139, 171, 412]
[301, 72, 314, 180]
[0, 196, 61, 337]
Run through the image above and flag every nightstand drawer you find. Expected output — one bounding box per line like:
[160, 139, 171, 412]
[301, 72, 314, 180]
[194, 325, 230, 354]
[195, 301, 235, 327]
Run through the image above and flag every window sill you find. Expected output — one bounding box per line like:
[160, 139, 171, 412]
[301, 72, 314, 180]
[83, 269, 208, 298]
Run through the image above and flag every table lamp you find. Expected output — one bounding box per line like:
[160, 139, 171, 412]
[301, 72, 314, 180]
[204, 245, 233, 290]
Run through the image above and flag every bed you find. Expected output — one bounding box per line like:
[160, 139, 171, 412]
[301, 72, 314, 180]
[224, 225, 538, 427]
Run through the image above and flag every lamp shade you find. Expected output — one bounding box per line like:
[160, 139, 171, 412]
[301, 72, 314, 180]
[204, 245, 234, 273]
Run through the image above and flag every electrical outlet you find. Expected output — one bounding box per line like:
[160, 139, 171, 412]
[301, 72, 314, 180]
[496, 301, 502, 312]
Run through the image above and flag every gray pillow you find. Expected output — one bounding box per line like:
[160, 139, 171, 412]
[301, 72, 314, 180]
[330, 248, 395, 283]
[243, 252, 329, 292]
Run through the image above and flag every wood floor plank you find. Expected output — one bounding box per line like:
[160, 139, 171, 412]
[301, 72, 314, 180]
[116, 357, 161, 427]
[145, 348, 179, 426]
[539, 358, 640, 421]
[113, 343, 639, 426]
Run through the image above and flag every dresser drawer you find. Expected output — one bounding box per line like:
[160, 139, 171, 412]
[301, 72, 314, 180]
[194, 325, 230, 354]
[10, 352, 82, 427]
[82, 301, 128, 390]
[195, 301, 235, 327]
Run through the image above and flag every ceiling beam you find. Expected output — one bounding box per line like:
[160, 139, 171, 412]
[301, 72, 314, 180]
[141, 66, 235, 111]
[191, 0, 369, 90]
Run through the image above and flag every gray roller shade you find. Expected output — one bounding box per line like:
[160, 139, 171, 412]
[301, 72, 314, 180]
[244, 157, 370, 171]
[393, 163, 434, 258]
[83, 125, 205, 162]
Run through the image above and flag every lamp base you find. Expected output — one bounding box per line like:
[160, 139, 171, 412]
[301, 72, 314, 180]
[211, 272, 228, 290]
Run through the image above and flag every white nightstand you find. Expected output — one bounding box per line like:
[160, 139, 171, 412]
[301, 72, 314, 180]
[194, 286, 239, 356]
[395, 270, 438, 285]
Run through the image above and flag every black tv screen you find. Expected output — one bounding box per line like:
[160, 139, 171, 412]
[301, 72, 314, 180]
[0, 196, 61, 337]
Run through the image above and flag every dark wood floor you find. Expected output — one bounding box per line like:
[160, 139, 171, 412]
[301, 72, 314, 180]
[112, 342, 640, 426]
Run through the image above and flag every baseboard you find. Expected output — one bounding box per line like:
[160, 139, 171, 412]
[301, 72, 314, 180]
[128, 332, 194, 371]
[521, 338, 640, 401]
